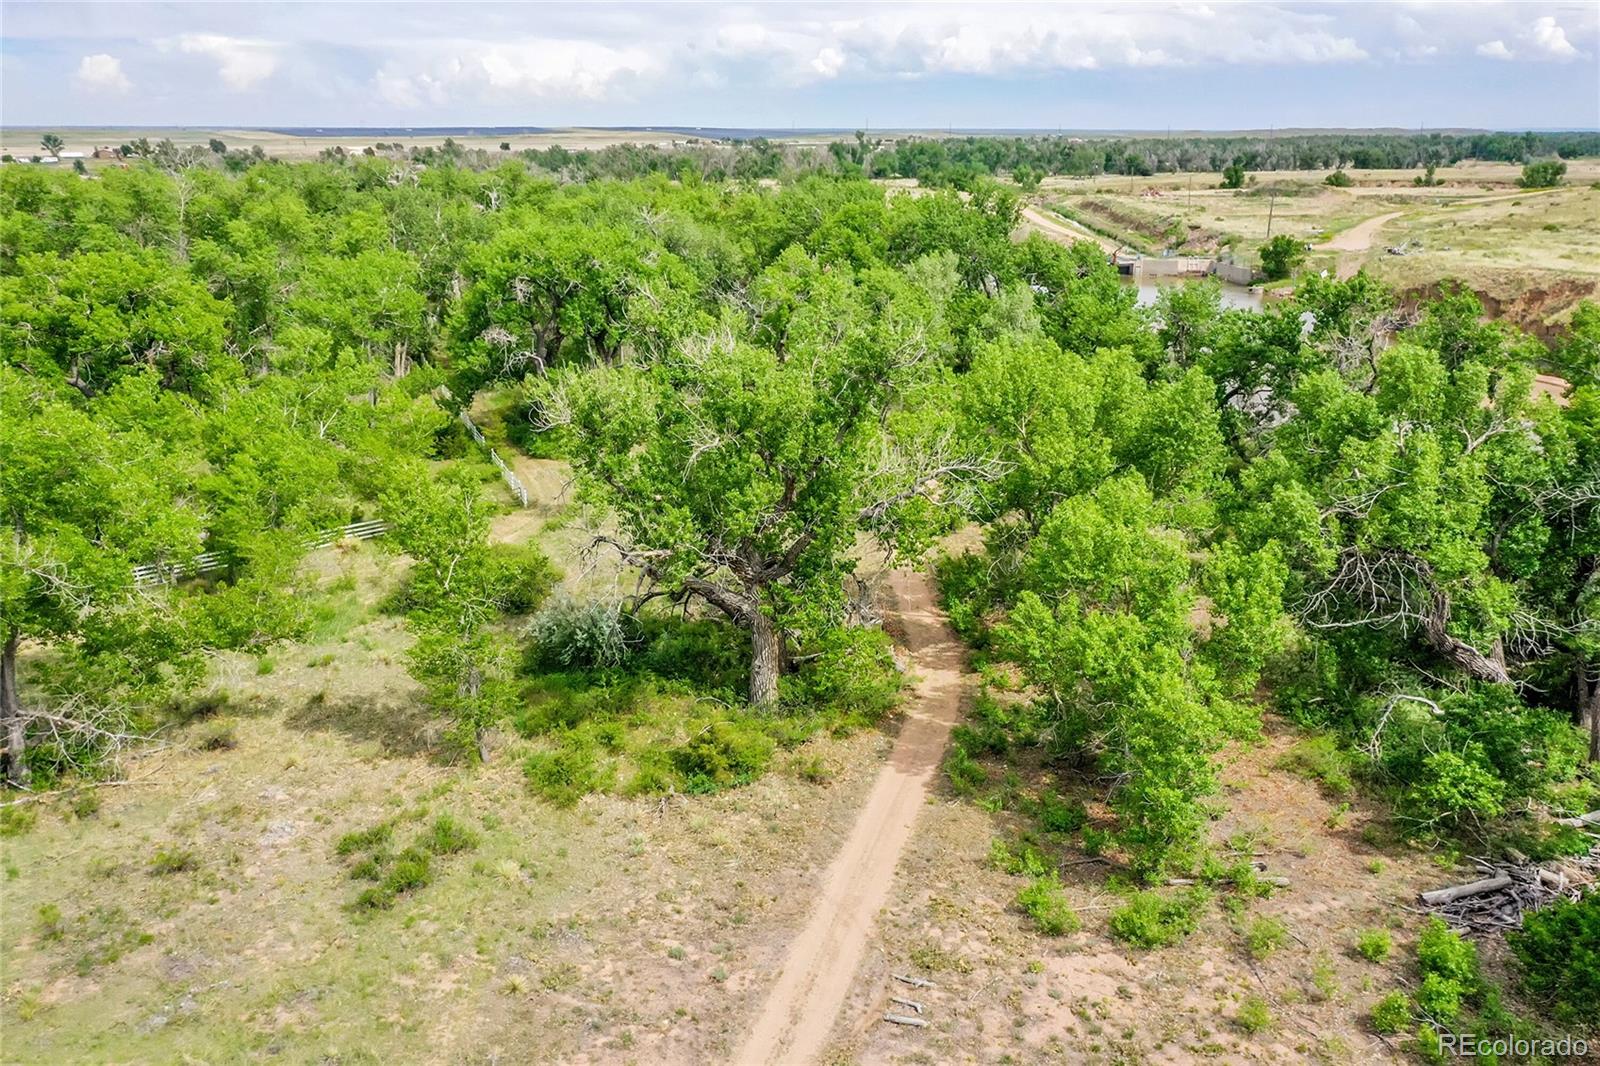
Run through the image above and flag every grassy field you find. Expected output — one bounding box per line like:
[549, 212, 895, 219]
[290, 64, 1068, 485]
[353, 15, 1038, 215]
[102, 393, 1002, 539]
[1038, 162, 1600, 327]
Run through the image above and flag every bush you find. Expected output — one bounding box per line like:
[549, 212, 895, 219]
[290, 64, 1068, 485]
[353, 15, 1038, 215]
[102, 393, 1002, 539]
[1235, 994, 1273, 1033]
[1508, 891, 1600, 1028]
[1356, 928, 1392, 963]
[486, 542, 559, 614]
[783, 625, 902, 722]
[1413, 917, 1478, 1024]
[1518, 160, 1566, 189]
[1109, 888, 1209, 948]
[1324, 169, 1353, 187]
[525, 596, 633, 671]
[1038, 792, 1088, 834]
[1244, 916, 1286, 959]
[149, 847, 196, 875]
[336, 822, 393, 855]
[671, 717, 775, 792]
[1016, 875, 1080, 936]
[1371, 991, 1413, 1034]
[524, 736, 615, 806]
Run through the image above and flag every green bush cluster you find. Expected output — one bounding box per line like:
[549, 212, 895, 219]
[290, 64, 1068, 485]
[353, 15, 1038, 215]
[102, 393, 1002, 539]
[1108, 888, 1210, 948]
[1508, 892, 1600, 1029]
[1015, 874, 1080, 935]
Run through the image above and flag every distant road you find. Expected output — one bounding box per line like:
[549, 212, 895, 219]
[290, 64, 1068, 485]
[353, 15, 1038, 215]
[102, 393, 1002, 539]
[1019, 204, 1123, 254]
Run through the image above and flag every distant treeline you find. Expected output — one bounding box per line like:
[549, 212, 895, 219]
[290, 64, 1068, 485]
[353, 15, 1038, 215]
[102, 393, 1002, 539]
[329, 129, 1600, 185]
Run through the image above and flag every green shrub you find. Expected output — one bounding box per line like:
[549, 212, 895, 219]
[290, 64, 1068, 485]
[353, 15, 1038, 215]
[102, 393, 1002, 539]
[1259, 235, 1307, 281]
[524, 737, 615, 806]
[1417, 972, 1463, 1023]
[989, 836, 1050, 877]
[944, 745, 987, 796]
[0, 806, 37, 837]
[1518, 160, 1566, 189]
[486, 542, 559, 614]
[671, 718, 775, 792]
[421, 814, 480, 855]
[1244, 916, 1286, 960]
[1507, 891, 1600, 1028]
[1416, 917, 1478, 987]
[1109, 888, 1209, 948]
[1411, 917, 1478, 1024]
[1016, 875, 1080, 936]
[37, 902, 64, 940]
[1235, 995, 1272, 1033]
[1356, 928, 1392, 963]
[783, 625, 902, 722]
[525, 596, 633, 671]
[1371, 991, 1412, 1034]
[1038, 792, 1088, 834]
[1324, 169, 1353, 187]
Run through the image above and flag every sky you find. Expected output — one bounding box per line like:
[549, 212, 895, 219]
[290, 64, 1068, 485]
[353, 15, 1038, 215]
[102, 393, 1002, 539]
[1, 1, 1597, 131]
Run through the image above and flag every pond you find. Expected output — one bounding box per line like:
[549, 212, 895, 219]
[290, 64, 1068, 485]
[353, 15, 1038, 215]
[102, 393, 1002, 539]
[1122, 274, 1266, 312]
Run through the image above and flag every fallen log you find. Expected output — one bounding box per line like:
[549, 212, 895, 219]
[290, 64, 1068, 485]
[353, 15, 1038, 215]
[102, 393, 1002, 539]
[889, 997, 924, 1014]
[1555, 810, 1600, 828]
[1420, 874, 1511, 906]
[1167, 875, 1290, 888]
[891, 974, 935, 989]
[883, 1014, 928, 1028]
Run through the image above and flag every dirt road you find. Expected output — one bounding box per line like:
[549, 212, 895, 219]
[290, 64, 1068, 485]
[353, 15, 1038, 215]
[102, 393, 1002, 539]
[735, 568, 968, 1065]
[1019, 204, 1123, 254]
[1318, 210, 1403, 253]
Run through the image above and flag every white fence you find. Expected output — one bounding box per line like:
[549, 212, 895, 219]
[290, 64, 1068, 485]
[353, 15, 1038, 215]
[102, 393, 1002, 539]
[131, 519, 389, 586]
[434, 385, 529, 508]
[456, 409, 529, 507]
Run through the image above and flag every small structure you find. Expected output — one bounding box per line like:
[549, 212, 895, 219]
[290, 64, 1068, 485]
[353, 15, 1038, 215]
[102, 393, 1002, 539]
[92, 146, 120, 159]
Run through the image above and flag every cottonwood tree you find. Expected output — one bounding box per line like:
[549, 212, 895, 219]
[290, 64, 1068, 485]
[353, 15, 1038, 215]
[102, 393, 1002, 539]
[0, 369, 204, 786]
[535, 258, 992, 706]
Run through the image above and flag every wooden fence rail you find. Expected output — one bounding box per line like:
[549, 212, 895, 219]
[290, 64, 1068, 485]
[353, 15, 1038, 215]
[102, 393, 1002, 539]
[131, 519, 389, 586]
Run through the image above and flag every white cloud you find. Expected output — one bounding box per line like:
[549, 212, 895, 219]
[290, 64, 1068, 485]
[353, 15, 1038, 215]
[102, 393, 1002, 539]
[175, 33, 280, 90]
[1528, 16, 1580, 59]
[74, 53, 131, 94]
[1476, 39, 1514, 60]
[372, 38, 660, 107]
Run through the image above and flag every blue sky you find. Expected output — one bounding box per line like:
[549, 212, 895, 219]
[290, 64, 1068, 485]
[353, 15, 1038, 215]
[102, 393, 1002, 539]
[2, 2, 1596, 130]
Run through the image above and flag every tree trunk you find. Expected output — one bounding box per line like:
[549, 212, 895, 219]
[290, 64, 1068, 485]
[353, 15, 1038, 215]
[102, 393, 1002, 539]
[1, 631, 29, 789]
[750, 612, 782, 710]
[1422, 590, 1511, 685]
[1587, 672, 1600, 764]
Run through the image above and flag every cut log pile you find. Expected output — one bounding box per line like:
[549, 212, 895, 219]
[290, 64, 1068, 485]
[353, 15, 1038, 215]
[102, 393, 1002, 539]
[1419, 826, 1599, 934]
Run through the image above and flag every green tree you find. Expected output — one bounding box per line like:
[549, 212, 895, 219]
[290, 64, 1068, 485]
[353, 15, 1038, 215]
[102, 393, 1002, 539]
[1519, 160, 1567, 188]
[39, 133, 64, 157]
[1258, 235, 1307, 280]
[535, 259, 981, 706]
[380, 465, 555, 759]
[1221, 162, 1247, 189]
[0, 370, 205, 785]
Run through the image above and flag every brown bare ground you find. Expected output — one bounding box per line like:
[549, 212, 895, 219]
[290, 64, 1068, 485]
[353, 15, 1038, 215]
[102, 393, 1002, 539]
[737, 568, 969, 1065]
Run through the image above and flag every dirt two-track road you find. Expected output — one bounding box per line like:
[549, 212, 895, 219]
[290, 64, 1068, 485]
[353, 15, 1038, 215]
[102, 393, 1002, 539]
[736, 569, 969, 1065]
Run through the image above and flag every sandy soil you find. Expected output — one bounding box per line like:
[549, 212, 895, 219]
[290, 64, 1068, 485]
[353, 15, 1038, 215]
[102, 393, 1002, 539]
[737, 569, 969, 1065]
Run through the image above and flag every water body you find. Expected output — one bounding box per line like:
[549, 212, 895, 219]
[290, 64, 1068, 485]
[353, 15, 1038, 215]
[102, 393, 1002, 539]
[1122, 274, 1265, 312]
